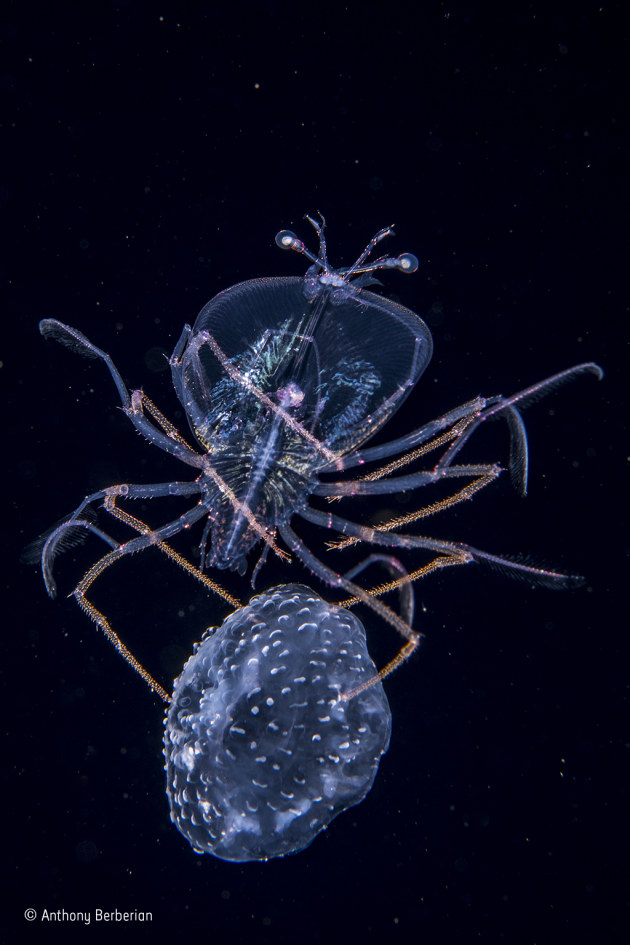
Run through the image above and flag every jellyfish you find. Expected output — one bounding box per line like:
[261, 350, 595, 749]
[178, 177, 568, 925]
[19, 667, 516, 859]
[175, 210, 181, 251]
[165, 584, 391, 862]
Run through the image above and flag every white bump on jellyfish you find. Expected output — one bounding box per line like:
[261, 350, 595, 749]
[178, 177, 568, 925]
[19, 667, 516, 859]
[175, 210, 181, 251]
[164, 583, 391, 863]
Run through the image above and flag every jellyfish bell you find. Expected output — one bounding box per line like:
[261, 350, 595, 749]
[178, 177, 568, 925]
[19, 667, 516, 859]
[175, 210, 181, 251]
[164, 584, 391, 862]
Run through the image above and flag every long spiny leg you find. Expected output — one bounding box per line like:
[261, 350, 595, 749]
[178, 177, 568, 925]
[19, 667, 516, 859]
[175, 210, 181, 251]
[342, 553, 416, 627]
[318, 365, 602, 552]
[104, 496, 239, 608]
[111, 508, 439, 699]
[339, 554, 468, 697]
[338, 553, 466, 611]
[434, 363, 603, 489]
[70, 504, 208, 595]
[336, 416, 478, 487]
[279, 523, 469, 700]
[39, 319, 204, 468]
[328, 469, 499, 552]
[301, 505, 583, 589]
[321, 413, 500, 549]
[71, 565, 171, 703]
[33, 337, 209, 597]
[115, 500, 458, 621]
[38, 481, 204, 597]
[112, 500, 440, 629]
[336, 399, 487, 471]
[131, 390, 198, 452]
[76, 507, 432, 702]
[280, 523, 420, 644]
[314, 462, 502, 498]
[66, 504, 209, 695]
[323, 416, 480, 508]
[52, 499, 241, 705]
[334, 363, 601, 478]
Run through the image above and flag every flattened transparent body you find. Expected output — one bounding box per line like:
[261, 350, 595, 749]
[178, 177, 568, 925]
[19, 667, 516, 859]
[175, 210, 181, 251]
[168, 259, 432, 570]
[175, 276, 432, 458]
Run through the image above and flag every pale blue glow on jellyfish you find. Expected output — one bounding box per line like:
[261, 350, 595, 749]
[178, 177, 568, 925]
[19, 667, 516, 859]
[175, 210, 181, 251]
[164, 584, 391, 862]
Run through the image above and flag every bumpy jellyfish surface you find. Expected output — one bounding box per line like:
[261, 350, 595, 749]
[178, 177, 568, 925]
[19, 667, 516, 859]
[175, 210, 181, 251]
[164, 584, 391, 862]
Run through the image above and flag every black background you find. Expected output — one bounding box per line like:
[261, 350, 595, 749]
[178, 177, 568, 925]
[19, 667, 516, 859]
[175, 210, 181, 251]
[2, 3, 626, 943]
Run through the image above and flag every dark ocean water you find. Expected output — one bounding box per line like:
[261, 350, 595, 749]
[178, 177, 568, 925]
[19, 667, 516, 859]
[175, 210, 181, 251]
[3, 4, 626, 943]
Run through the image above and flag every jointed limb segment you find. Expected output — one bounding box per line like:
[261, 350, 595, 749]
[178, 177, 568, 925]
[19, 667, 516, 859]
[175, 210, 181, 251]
[328, 470, 500, 551]
[280, 523, 472, 700]
[40, 319, 204, 469]
[130, 390, 198, 452]
[338, 553, 469, 698]
[333, 363, 601, 499]
[40, 480, 205, 596]
[67, 499, 243, 704]
[338, 397, 487, 471]
[281, 522, 418, 645]
[123, 390, 204, 467]
[315, 462, 502, 498]
[301, 503, 577, 586]
[72, 547, 171, 703]
[345, 415, 479, 485]
[66, 503, 221, 600]
[342, 553, 415, 627]
[433, 363, 603, 484]
[104, 497, 240, 608]
[338, 552, 469, 608]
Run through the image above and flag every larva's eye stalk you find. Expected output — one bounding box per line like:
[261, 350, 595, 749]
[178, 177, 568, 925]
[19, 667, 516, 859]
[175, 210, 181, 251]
[277, 217, 420, 283]
[275, 229, 301, 251]
[395, 252, 419, 274]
